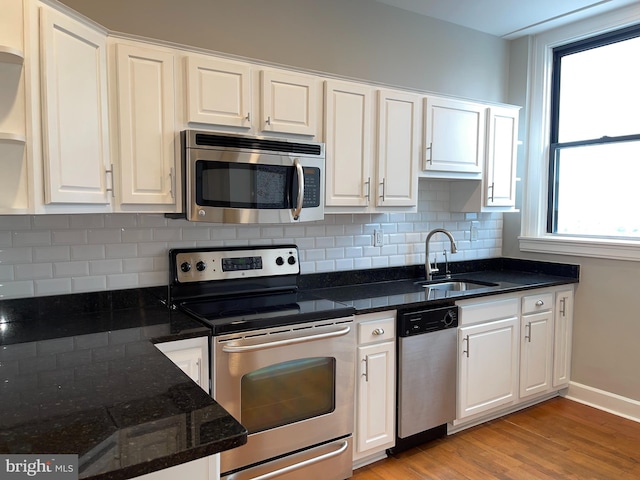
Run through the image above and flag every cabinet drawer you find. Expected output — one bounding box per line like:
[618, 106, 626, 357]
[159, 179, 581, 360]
[522, 292, 553, 314]
[358, 318, 395, 344]
[458, 297, 518, 326]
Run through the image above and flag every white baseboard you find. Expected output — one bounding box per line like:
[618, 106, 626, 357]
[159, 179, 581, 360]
[564, 381, 640, 423]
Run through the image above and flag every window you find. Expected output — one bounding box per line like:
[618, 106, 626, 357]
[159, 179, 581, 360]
[548, 26, 640, 239]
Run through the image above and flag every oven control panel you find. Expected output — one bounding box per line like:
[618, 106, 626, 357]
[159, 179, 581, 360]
[174, 246, 299, 283]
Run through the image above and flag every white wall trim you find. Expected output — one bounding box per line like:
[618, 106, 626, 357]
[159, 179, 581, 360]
[564, 381, 640, 423]
[519, 235, 640, 261]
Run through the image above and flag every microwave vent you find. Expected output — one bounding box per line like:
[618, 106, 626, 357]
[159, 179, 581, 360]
[194, 133, 322, 156]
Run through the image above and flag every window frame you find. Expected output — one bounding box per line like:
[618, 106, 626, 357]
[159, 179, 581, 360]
[547, 25, 640, 236]
[519, 4, 640, 261]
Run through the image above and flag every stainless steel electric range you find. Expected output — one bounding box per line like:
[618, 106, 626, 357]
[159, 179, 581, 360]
[168, 245, 356, 480]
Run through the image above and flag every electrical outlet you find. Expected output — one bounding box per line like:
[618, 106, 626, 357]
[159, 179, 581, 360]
[470, 221, 479, 241]
[374, 229, 384, 247]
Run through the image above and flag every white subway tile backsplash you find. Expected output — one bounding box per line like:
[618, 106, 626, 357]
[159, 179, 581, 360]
[12, 230, 51, 247]
[0, 181, 504, 299]
[52, 229, 88, 245]
[15, 263, 53, 280]
[71, 276, 107, 293]
[89, 260, 123, 275]
[34, 278, 72, 296]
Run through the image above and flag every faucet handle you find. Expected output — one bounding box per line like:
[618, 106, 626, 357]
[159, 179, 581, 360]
[431, 253, 439, 274]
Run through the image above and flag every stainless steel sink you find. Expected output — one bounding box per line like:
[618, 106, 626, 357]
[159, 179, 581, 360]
[415, 279, 498, 292]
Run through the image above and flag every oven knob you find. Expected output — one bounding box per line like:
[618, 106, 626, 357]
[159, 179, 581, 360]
[180, 262, 191, 273]
[196, 261, 206, 272]
[276, 256, 284, 266]
[287, 256, 296, 265]
[198, 209, 206, 217]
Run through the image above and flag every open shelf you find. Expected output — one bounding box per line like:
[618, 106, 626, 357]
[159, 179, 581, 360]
[0, 45, 24, 64]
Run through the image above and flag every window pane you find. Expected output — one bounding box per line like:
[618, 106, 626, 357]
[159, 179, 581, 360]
[558, 36, 640, 143]
[555, 141, 640, 237]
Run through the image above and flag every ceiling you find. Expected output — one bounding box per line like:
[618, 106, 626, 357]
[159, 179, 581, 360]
[374, 0, 640, 38]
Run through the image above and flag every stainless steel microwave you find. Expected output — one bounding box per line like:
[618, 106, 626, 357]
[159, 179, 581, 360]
[180, 131, 325, 224]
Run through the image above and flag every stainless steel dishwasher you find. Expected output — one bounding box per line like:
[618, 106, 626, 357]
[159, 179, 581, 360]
[388, 304, 458, 454]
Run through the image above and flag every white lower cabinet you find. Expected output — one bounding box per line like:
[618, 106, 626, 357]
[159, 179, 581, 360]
[553, 289, 574, 387]
[453, 286, 575, 430]
[457, 298, 519, 420]
[519, 292, 554, 398]
[147, 336, 218, 480]
[353, 311, 396, 466]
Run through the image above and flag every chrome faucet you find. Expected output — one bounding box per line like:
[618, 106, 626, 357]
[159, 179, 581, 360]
[425, 228, 458, 280]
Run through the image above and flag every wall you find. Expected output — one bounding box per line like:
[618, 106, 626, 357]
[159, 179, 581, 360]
[0, 181, 502, 299]
[59, 0, 510, 103]
[502, 10, 640, 404]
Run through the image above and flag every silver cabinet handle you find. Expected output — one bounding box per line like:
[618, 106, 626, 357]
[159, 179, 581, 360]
[169, 167, 175, 199]
[245, 112, 251, 122]
[364, 177, 371, 202]
[488, 182, 495, 202]
[222, 326, 351, 353]
[372, 328, 385, 336]
[362, 357, 369, 381]
[560, 297, 567, 316]
[463, 334, 470, 358]
[266, 115, 271, 125]
[525, 322, 532, 342]
[292, 158, 304, 220]
[380, 178, 386, 201]
[105, 163, 115, 198]
[426, 142, 433, 165]
[535, 300, 544, 306]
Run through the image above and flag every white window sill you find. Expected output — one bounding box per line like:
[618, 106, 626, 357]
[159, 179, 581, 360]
[519, 235, 640, 262]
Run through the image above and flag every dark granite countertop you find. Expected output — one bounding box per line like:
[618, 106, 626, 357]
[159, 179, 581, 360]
[0, 288, 247, 480]
[299, 257, 580, 312]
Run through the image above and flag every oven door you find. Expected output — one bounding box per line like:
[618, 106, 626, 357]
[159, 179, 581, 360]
[214, 317, 355, 477]
[185, 148, 324, 224]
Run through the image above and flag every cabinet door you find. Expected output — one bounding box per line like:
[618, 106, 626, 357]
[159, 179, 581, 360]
[553, 290, 574, 387]
[260, 70, 317, 136]
[485, 106, 518, 207]
[130, 456, 215, 480]
[156, 337, 209, 393]
[376, 89, 420, 207]
[324, 80, 373, 207]
[424, 96, 485, 174]
[115, 44, 176, 205]
[356, 341, 395, 455]
[458, 316, 518, 419]
[520, 310, 554, 398]
[185, 56, 252, 128]
[40, 7, 110, 204]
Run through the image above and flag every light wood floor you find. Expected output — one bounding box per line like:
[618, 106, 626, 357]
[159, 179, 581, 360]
[352, 397, 640, 479]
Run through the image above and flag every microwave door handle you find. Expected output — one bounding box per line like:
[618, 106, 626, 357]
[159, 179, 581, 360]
[292, 158, 304, 220]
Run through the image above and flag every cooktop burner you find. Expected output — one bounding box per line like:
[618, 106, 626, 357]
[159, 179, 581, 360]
[169, 246, 355, 335]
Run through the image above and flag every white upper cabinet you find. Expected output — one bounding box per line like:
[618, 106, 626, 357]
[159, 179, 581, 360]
[184, 56, 319, 137]
[40, 6, 110, 205]
[423, 96, 485, 176]
[260, 69, 318, 136]
[324, 79, 373, 209]
[376, 89, 420, 208]
[324, 81, 419, 213]
[185, 56, 252, 128]
[484, 105, 519, 207]
[114, 42, 177, 207]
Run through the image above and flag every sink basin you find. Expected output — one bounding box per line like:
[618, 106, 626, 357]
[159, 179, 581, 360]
[415, 279, 498, 292]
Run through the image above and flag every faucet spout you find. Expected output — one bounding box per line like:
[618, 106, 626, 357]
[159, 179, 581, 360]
[425, 228, 458, 280]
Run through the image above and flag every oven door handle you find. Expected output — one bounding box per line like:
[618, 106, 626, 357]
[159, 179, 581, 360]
[224, 440, 349, 480]
[292, 158, 304, 221]
[221, 325, 351, 353]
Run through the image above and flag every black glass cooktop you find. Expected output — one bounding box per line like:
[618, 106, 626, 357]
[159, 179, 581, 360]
[179, 291, 355, 335]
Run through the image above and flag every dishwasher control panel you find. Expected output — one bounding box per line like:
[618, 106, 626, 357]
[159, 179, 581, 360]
[398, 305, 458, 337]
